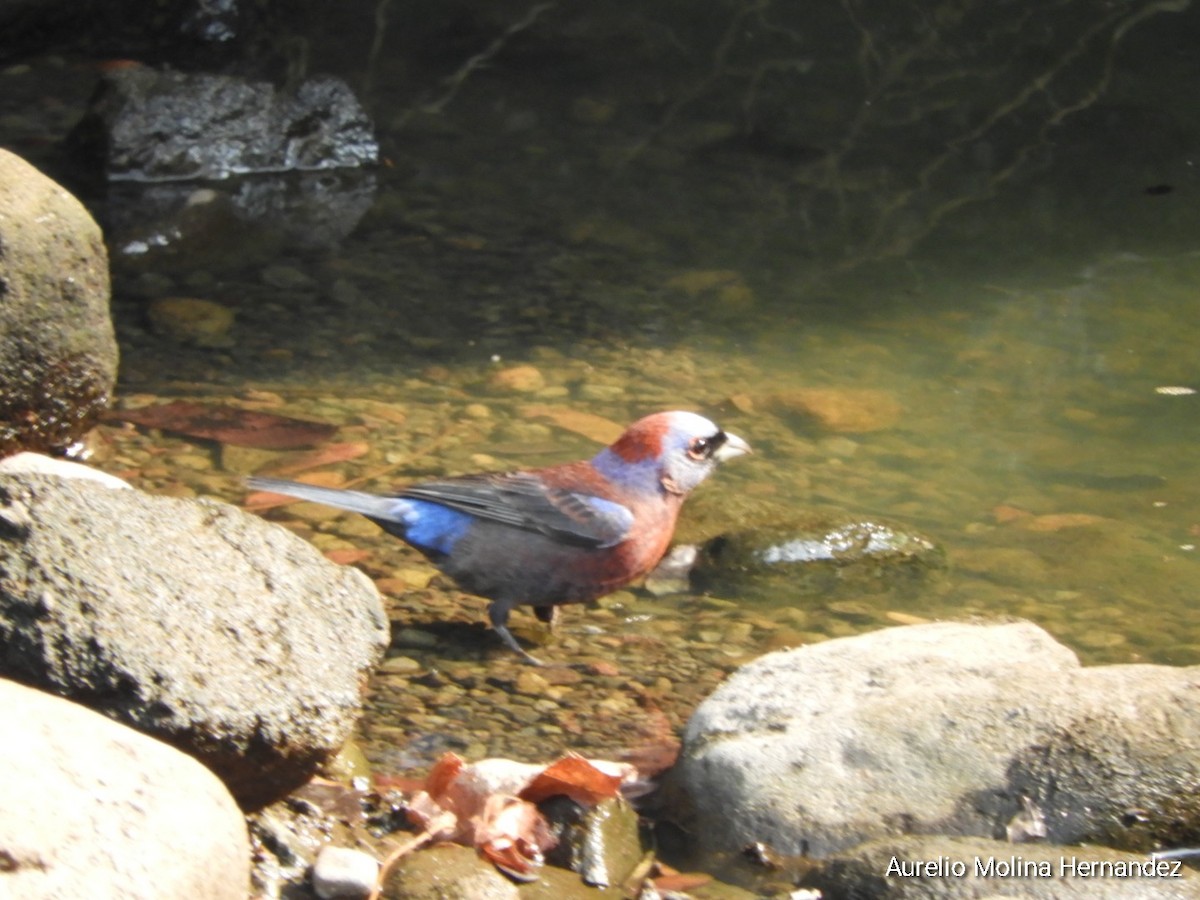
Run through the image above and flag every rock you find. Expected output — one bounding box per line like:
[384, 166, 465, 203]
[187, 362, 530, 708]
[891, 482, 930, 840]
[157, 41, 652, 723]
[0, 451, 130, 489]
[770, 388, 903, 433]
[689, 514, 944, 601]
[73, 65, 378, 181]
[542, 797, 643, 888]
[489, 365, 546, 393]
[519, 864, 613, 900]
[106, 172, 378, 275]
[802, 835, 1200, 900]
[0, 148, 117, 456]
[0, 472, 389, 809]
[382, 843, 519, 900]
[670, 621, 1200, 858]
[147, 297, 235, 347]
[312, 846, 380, 900]
[0, 678, 248, 899]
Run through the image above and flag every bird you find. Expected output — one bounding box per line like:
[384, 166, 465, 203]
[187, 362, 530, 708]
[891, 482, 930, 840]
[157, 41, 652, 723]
[247, 410, 750, 664]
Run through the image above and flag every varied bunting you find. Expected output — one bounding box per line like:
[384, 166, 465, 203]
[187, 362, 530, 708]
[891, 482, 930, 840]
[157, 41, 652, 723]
[247, 410, 750, 663]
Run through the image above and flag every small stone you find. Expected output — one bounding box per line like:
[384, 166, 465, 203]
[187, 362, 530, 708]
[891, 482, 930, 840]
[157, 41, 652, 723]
[463, 403, 491, 419]
[392, 627, 440, 649]
[379, 655, 422, 674]
[146, 297, 235, 348]
[570, 96, 617, 125]
[261, 264, 317, 291]
[488, 365, 545, 393]
[514, 670, 551, 696]
[771, 388, 902, 433]
[577, 383, 625, 401]
[396, 567, 434, 589]
[312, 845, 379, 900]
[385, 843, 518, 900]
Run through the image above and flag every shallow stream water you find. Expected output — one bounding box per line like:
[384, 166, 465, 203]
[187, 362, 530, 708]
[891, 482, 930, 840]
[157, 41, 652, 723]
[3, 0, 1199, 832]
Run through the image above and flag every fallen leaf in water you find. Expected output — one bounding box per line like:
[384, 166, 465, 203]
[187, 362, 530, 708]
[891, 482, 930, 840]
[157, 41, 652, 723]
[262, 441, 370, 476]
[520, 405, 624, 444]
[992, 504, 1030, 524]
[617, 718, 680, 782]
[107, 401, 337, 449]
[1022, 513, 1110, 532]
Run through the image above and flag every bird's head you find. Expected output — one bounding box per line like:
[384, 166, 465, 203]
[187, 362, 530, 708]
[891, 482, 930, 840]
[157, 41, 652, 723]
[594, 410, 751, 497]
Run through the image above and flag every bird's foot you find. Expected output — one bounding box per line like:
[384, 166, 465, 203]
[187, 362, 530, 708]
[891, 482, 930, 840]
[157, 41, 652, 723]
[493, 622, 545, 666]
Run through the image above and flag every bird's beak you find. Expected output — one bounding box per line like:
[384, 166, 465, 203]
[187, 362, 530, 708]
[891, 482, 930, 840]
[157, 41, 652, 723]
[714, 431, 752, 461]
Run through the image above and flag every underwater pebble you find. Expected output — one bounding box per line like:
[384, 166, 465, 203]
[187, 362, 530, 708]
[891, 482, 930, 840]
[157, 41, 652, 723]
[146, 297, 234, 348]
[488, 365, 544, 393]
[393, 627, 440, 649]
[261, 264, 317, 290]
[463, 403, 491, 419]
[379, 656, 422, 674]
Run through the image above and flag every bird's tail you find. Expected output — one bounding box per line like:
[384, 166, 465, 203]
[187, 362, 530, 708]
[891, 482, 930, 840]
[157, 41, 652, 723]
[246, 475, 408, 524]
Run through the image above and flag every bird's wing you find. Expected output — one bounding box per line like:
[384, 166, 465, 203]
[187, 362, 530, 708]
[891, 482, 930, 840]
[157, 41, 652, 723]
[398, 472, 633, 548]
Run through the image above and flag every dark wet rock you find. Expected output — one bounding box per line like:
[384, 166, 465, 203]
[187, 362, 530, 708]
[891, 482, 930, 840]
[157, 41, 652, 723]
[0, 472, 389, 809]
[689, 514, 944, 601]
[669, 621, 1200, 858]
[0, 0, 273, 67]
[0, 148, 117, 457]
[0, 677, 249, 899]
[72, 65, 378, 181]
[383, 843, 519, 900]
[542, 796, 644, 888]
[105, 170, 378, 276]
[802, 834, 1200, 900]
[248, 799, 335, 899]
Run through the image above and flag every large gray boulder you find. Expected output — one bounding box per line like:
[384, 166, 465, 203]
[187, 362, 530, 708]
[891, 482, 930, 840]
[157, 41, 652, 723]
[0, 678, 249, 899]
[0, 148, 117, 456]
[0, 471, 389, 808]
[670, 621, 1200, 858]
[74, 66, 378, 181]
[802, 835, 1200, 900]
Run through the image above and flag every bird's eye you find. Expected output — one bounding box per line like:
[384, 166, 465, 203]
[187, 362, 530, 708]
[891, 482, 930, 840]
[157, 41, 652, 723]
[687, 436, 711, 460]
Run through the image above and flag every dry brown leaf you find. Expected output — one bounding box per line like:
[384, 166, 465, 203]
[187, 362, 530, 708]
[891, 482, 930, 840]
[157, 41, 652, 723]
[424, 752, 466, 803]
[654, 873, 714, 891]
[473, 794, 555, 882]
[262, 441, 371, 476]
[520, 753, 628, 806]
[400, 752, 636, 883]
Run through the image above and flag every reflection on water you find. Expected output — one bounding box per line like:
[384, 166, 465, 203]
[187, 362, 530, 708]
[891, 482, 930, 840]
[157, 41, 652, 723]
[5, 0, 1200, 773]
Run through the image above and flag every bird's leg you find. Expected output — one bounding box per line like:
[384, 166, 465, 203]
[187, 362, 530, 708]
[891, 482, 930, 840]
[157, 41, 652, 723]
[533, 604, 561, 630]
[488, 601, 544, 666]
